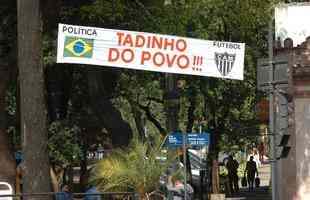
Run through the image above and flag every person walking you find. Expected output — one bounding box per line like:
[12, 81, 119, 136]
[245, 156, 258, 191]
[252, 148, 261, 167]
[258, 142, 265, 163]
[226, 155, 239, 193]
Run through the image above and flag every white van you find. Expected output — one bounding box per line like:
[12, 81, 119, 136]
[0, 182, 13, 200]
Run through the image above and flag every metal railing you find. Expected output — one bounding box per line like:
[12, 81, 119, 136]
[0, 192, 138, 200]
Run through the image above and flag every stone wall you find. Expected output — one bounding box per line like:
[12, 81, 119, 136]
[275, 36, 310, 200]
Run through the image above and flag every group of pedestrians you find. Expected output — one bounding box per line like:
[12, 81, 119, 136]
[225, 153, 260, 194]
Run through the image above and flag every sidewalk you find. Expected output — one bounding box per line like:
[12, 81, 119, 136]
[226, 186, 270, 200]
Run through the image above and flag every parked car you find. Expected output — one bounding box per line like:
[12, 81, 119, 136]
[0, 182, 13, 200]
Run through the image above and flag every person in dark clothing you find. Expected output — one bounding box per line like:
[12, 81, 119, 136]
[245, 156, 258, 191]
[225, 155, 239, 193]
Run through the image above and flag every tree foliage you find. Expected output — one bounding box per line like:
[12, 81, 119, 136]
[91, 136, 181, 198]
[48, 121, 82, 165]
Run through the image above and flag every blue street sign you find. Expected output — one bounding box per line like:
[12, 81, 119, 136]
[187, 133, 210, 146]
[164, 132, 210, 148]
[165, 132, 183, 147]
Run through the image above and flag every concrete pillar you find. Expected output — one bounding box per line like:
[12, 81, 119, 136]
[285, 37, 310, 200]
[273, 38, 295, 200]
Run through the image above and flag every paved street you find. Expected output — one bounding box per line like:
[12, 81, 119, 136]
[226, 162, 271, 200]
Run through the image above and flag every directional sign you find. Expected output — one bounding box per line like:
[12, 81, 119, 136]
[164, 132, 210, 148]
[165, 133, 183, 147]
[187, 133, 210, 146]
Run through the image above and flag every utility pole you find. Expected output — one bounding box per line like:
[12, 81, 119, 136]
[268, 18, 277, 200]
[183, 133, 187, 200]
[17, 0, 51, 199]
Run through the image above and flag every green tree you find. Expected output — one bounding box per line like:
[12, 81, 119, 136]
[91, 137, 180, 199]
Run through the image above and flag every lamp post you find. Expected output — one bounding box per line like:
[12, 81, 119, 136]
[268, 18, 277, 200]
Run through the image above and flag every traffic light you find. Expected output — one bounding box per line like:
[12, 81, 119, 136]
[275, 89, 292, 159]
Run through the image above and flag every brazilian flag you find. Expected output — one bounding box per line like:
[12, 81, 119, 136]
[63, 37, 93, 58]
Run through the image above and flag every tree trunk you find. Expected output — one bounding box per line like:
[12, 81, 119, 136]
[211, 160, 220, 194]
[50, 165, 64, 192]
[17, 0, 51, 198]
[164, 74, 179, 133]
[0, 64, 16, 188]
[186, 90, 196, 133]
[129, 99, 145, 140]
[209, 125, 220, 194]
[50, 167, 60, 192]
[79, 137, 88, 192]
[139, 104, 166, 136]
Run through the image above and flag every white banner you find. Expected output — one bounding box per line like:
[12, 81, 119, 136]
[57, 24, 245, 80]
[275, 3, 310, 46]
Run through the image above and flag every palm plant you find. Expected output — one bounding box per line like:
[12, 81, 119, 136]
[90, 136, 181, 199]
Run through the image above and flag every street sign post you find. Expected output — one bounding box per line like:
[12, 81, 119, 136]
[164, 132, 210, 200]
